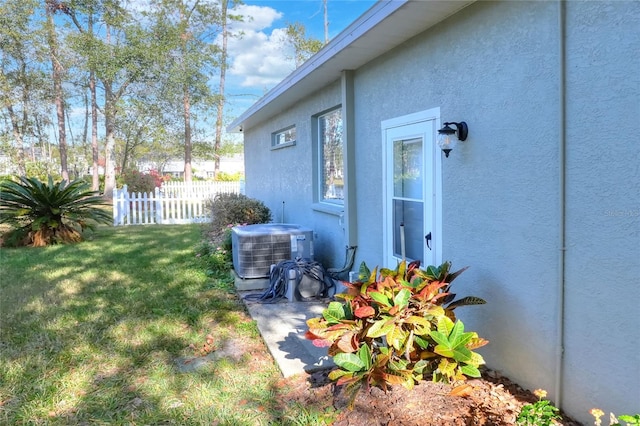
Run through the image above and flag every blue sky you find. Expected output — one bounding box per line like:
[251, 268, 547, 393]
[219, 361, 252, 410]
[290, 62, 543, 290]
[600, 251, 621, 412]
[225, 0, 376, 113]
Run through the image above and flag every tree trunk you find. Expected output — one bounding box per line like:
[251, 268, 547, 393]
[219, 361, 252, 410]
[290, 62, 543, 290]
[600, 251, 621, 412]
[87, 14, 100, 192]
[214, 0, 229, 178]
[59, 0, 100, 189]
[46, 2, 69, 181]
[103, 85, 117, 198]
[90, 71, 100, 191]
[183, 87, 192, 182]
[6, 104, 26, 176]
[180, 2, 193, 184]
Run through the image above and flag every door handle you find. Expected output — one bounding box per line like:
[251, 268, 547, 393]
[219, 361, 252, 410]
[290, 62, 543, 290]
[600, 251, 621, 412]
[425, 232, 432, 250]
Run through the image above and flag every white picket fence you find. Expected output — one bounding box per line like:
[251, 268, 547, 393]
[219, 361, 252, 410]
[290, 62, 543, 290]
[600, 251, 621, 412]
[113, 181, 244, 226]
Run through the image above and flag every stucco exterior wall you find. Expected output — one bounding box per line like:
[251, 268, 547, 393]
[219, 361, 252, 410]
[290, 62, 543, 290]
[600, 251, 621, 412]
[241, 1, 639, 422]
[562, 0, 640, 419]
[353, 0, 562, 397]
[243, 81, 347, 267]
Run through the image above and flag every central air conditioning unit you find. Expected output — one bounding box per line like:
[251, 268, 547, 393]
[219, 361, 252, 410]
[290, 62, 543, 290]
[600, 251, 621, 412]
[231, 223, 314, 279]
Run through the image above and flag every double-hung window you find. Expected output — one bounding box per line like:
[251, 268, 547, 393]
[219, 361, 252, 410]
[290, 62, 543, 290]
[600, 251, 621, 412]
[317, 108, 344, 204]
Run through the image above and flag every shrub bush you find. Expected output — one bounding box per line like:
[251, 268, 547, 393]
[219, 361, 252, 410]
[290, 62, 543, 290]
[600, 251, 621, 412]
[195, 233, 233, 279]
[215, 171, 244, 182]
[206, 193, 272, 232]
[306, 260, 488, 405]
[25, 160, 60, 182]
[0, 176, 111, 247]
[121, 169, 168, 194]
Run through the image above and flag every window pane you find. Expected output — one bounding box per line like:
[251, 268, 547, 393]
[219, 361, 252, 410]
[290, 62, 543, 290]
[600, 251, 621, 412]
[393, 137, 422, 199]
[274, 127, 296, 146]
[393, 199, 424, 263]
[320, 109, 343, 201]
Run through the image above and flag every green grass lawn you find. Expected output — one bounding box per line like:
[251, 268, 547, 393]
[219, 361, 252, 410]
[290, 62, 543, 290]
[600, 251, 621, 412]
[0, 225, 298, 425]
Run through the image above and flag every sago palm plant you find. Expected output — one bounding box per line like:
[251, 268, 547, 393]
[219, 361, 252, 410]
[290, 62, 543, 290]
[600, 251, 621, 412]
[0, 176, 111, 247]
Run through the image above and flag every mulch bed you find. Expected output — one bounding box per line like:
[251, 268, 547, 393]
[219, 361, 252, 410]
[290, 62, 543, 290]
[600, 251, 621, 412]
[275, 367, 584, 425]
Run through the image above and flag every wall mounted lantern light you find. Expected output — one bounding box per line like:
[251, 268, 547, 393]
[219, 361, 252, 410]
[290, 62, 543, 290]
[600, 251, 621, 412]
[437, 121, 468, 157]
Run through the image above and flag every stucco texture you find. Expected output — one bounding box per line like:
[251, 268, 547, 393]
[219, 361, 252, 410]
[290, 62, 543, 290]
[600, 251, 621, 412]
[240, 1, 639, 423]
[353, 0, 562, 401]
[243, 81, 348, 268]
[562, 0, 640, 419]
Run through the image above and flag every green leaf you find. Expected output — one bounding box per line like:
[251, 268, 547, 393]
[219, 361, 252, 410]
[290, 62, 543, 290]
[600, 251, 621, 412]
[433, 344, 454, 358]
[618, 415, 640, 425]
[437, 358, 457, 376]
[405, 276, 423, 289]
[469, 351, 485, 366]
[452, 332, 474, 350]
[366, 318, 394, 338]
[358, 262, 370, 281]
[425, 265, 440, 280]
[448, 319, 465, 342]
[450, 346, 472, 363]
[429, 330, 450, 348]
[388, 358, 409, 371]
[436, 316, 455, 336]
[357, 344, 372, 370]
[447, 322, 475, 350]
[369, 291, 391, 306]
[414, 335, 430, 349]
[393, 288, 411, 309]
[333, 352, 366, 372]
[460, 364, 481, 378]
[414, 359, 429, 372]
[323, 302, 346, 323]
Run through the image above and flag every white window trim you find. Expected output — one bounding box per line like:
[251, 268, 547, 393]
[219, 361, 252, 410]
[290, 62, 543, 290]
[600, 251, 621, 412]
[381, 107, 443, 266]
[313, 107, 344, 211]
[271, 125, 296, 149]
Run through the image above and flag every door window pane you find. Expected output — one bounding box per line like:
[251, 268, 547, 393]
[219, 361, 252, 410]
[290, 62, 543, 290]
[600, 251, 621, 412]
[393, 138, 423, 199]
[393, 199, 424, 263]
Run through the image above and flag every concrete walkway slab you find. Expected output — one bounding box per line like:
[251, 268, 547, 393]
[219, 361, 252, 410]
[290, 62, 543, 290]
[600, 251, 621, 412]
[241, 293, 334, 378]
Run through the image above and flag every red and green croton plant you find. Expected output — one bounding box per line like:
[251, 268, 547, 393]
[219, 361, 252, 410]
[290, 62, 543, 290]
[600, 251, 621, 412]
[306, 260, 488, 401]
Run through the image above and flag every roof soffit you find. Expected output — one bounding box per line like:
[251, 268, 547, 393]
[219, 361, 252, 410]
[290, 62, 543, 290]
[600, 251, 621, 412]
[228, 0, 474, 132]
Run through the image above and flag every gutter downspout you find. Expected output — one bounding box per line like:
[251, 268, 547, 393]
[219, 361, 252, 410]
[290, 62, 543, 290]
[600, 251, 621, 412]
[555, 0, 567, 408]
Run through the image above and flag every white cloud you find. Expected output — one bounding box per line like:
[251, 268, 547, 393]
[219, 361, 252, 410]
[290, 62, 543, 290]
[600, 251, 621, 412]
[226, 5, 296, 89]
[229, 4, 282, 33]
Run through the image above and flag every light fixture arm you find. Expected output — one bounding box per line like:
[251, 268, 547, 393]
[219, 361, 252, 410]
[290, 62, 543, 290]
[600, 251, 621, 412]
[443, 121, 468, 141]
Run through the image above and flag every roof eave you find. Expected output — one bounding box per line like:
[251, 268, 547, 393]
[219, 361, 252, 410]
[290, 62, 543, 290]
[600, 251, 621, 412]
[228, 0, 474, 133]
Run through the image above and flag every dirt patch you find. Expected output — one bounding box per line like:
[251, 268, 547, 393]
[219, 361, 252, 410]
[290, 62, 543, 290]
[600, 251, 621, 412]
[275, 367, 583, 425]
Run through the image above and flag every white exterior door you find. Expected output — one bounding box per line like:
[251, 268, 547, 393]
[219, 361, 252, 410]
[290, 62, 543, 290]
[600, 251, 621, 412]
[382, 109, 442, 268]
